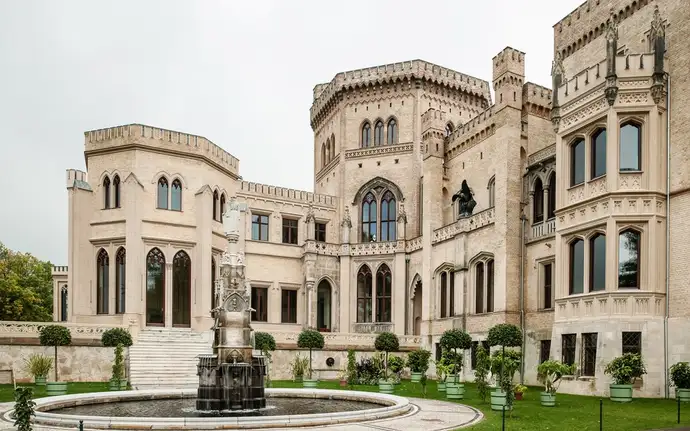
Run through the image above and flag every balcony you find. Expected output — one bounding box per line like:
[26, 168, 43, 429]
[529, 218, 556, 241]
[554, 291, 665, 322]
[351, 322, 394, 334]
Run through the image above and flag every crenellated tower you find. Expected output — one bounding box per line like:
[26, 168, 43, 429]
[492, 47, 525, 112]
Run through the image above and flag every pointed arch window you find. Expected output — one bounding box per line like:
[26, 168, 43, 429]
[171, 179, 182, 211]
[172, 250, 191, 327]
[361, 193, 377, 242]
[330, 133, 336, 157]
[374, 121, 384, 146]
[326, 138, 331, 162]
[486, 259, 494, 312]
[115, 247, 126, 314]
[356, 265, 373, 323]
[146, 248, 165, 326]
[211, 257, 217, 310]
[571, 138, 585, 186]
[157, 177, 169, 209]
[376, 264, 392, 322]
[220, 194, 226, 220]
[321, 143, 326, 167]
[445, 122, 454, 137]
[569, 239, 585, 294]
[213, 190, 219, 221]
[361, 122, 371, 148]
[590, 234, 606, 292]
[533, 178, 544, 223]
[113, 175, 121, 208]
[380, 191, 396, 242]
[591, 128, 607, 179]
[96, 248, 109, 314]
[620, 122, 641, 171]
[488, 177, 496, 208]
[475, 262, 484, 313]
[547, 173, 556, 219]
[60, 286, 68, 322]
[440, 271, 448, 318]
[449, 269, 455, 316]
[618, 229, 641, 289]
[387, 119, 398, 144]
[103, 176, 111, 209]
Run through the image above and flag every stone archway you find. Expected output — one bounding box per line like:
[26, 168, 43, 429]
[410, 277, 423, 336]
[316, 280, 332, 332]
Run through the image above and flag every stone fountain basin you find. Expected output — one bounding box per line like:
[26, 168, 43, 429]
[9, 388, 411, 430]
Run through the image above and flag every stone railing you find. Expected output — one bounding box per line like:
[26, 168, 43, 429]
[527, 143, 556, 167]
[530, 218, 556, 241]
[269, 331, 420, 349]
[432, 207, 495, 244]
[405, 236, 423, 253]
[303, 240, 340, 256]
[349, 241, 401, 256]
[351, 323, 394, 334]
[0, 321, 133, 341]
[554, 291, 666, 322]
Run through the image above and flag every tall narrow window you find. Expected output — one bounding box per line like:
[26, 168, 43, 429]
[60, 286, 68, 322]
[213, 190, 219, 221]
[540, 340, 551, 364]
[620, 122, 641, 171]
[582, 333, 598, 376]
[361, 193, 377, 242]
[380, 191, 396, 241]
[591, 129, 607, 178]
[171, 179, 182, 211]
[251, 214, 269, 241]
[251, 287, 268, 322]
[115, 247, 126, 314]
[356, 265, 373, 323]
[440, 271, 448, 318]
[211, 257, 216, 310]
[157, 177, 168, 209]
[571, 138, 585, 186]
[562, 334, 576, 366]
[618, 229, 641, 288]
[486, 259, 494, 312]
[543, 263, 553, 309]
[113, 175, 121, 208]
[103, 176, 111, 209]
[281, 289, 298, 323]
[361, 122, 371, 147]
[387, 118, 398, 144]
[172, 251, 191, 327]
[315, 222, 327, 242]
[533, 178, 544, 223]
[376, 264, 392, 322]
[317, 280, 331, 330]
[622, 331, 642, 355]
[445, 122, 454, 137]
[475, 262, 484, 313]
[220, 194, 226, 219]
[547, 173, 556, 219]
[374, 121, 384, 146]
[569, 239, 584, 294]
[325, 138, 331, 162]
[321, 143, 326, 167]
[590, 234, 606, 292]
[488, 177, 496, 208]
[282, 218, 298, 244]
[96, 248, 109, 314]
[145, 248, 165, 326]
[449, 270, 455, 316]
[330, 133, 336, 158]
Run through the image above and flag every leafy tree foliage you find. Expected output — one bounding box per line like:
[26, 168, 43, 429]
[0, 241, 53, 322]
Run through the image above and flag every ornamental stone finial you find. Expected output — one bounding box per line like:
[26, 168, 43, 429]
[305, 203, 315, 224]
[341, 207, 352, 228]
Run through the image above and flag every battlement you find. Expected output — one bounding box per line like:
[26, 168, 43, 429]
[84, 124, 240, 178]
[523, 82, 553, 108]
[445, 106, 497, 160]
[66, 169, 91, 191]
[52, 266, 68, 274]
[313, 83, 329, 101]
[492, 47, 525, 80]
[238, 181, 337, 207]
[421, 108, 446, 132]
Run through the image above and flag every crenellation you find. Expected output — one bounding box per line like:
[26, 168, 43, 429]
[492, 47, 526, 80]
[444, 106, 497, 160]
[52, 266, 69, 274]
[239, 181, 337, 207]
[523, 83, 553, 107]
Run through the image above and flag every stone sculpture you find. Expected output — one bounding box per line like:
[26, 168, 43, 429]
[452, 180, 477, 217]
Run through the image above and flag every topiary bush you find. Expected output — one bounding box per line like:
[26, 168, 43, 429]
[39, 325, 71, 382]
[605, 353, 646, 385]
[440, 329, 472, 382]
[101, 328, 133, 348]
[374, 332, 399, 379]
[407, 349, 432, 374]
[297, 329, 324, 380]
[487, 324, 522, 348]
[671, 362, 690, 390]
[254, 332, 277, 387]
[346, 349, 358, 385]
[487, 324, 522, 410]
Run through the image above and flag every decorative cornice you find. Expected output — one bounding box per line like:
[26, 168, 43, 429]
[345, 143, 413, 160]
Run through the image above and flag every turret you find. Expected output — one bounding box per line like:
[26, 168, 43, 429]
[492, 47, 525, 111]
[421, 108, 446, 160]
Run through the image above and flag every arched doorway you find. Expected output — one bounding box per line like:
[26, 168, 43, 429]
[172, 251, 191, 327]
[146, 248, 166, 326]
[412, 278, 423, 336]
[317, 280, 332, 332]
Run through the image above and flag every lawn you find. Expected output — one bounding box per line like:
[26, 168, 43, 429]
[0, 380, 688, 430]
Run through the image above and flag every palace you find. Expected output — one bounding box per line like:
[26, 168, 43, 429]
[51, 0, 690, 396]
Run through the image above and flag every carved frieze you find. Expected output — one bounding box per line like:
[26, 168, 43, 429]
[560, 98, 608, 130]
[618, 173, 642, 190]
[345, 143, 413, 160]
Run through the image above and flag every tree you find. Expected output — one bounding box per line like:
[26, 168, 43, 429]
[0, 241, 53, 322]
[374, 332, 399, 379]
[297, 329, 324, 380]
[39, 325, 71, 381]
[254, 332, 276, 386]
[439, 329, 473, 382]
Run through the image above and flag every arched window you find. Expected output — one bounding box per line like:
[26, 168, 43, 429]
[374, 121, 384, 146]
[387, 119, 398, 144]
[380, 191, 396, 242]
[440, 271, 448, 318]
[96, 248, 109, 314]
[330, 133, 336, 157]
[356, 265, 373, 323]
[590, 234, 606, 292]
[591, 128, 607, 179]
[376, 264, 392, 322]
[475, 262, 484, 313]
[571, 138, 585, 186]
[321, 143, 326, 167]
[220, 194, 226, 220]
[211, 257, 217, 310]
[486, 259, 494, 312]
[618, 229, 641, 289]
[171, 179, 182, 211]
[569, 239, 585, 294]
[60, 286, 68, 322]
[157, 177, 168, 209]
[172, 250, 191, 327]
[326, 138, 331, 162]
[445, 122, 454, 137]
[361, 122, 371, 148]
[361, 192, 377, 242]
[547, 173, 556, 219]
[103, 176, 111, 209]
[213, 190, 219, 221]
[533, 178, 544, 223]
[488, 177, 496, 208]
[146, 248, 166, 326]
[620, 122, 641, 171]
[113, 175, 121, 208]
[115, 247, 126, 314]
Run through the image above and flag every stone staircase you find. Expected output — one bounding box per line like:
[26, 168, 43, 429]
[128, 328, 213, 389]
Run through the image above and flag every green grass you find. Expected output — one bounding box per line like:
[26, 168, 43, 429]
[0, 382, 110, 403]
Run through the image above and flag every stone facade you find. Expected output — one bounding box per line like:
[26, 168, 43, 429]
[45, 0, 690, 397]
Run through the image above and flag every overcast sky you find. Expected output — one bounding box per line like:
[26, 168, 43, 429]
[0, 0, 582, 264]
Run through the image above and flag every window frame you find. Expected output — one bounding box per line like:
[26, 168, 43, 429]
[533, 178, 544, 223]
[212, 190, 219, 221]
[569, 238, 585, 295]
[361, 122, 371, 148]
[251, 213, 270, 241]
[589, 233, 606, 292]
[251, 286, 268, 322]
[374, 120, 384, 146]
[113, 175, 121, 208]
[281, 217, 299, 245]
[547, 173, 556, 219]
[540, 340, 551, 364]
[96, 248, 109, 315]
[157, 177, 169, 209]
[281, 288, 298, 324]
[170, 179, 182, 211]
[103, 176, 111, 209]
[622, 331, 642, 355]
[387, 118, 398, 144]
[375, 264, 392, 323]
[582, 332, 598, 377]
[619, 120, 642, 172]
[115, 247, 126, 314]
[618, 228, 641, 289]
[315, 222, 327, 242]
[590, 128, 607, 179]
[541, 261, 554, 310]
[570, 138, 585, 187]
[561, 333, 577, 366]
[356, 265, 373, 323]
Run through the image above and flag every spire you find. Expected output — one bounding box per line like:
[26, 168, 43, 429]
[604, 9, 619, 106]
[650, 5, 667, 104]
[550, 50, 565, 133]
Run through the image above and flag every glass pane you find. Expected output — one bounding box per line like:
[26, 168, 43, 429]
[252, 222, 259, 240]
[380, 221, 388, 241]
[260, 224, 268, 241]
[572, 139, 585, 185]
[620, 124, 641, 171]
[370, 202, 377, 221]
[619, 231, 640, 288]
[171, 183, 181, 211]
[389, 200, 396, 220]
[158, 183, 168, 209]
[570, 240, 584, 294]
[369, 222, 377, 241]
[173, 252, 191, 326]
[591, 235, 606, 291]
[592, 130, 607, 178]
[362, 203, 369, 222]
[389, 222, 396, 241]
[146, 251, 165, 325]
[381, 201, 388, 220]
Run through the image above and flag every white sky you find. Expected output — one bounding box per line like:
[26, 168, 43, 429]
[0, 0, 583, 264]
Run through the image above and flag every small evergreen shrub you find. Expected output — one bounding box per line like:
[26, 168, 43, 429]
[670, 362, 690, 390]
[101, 328, 133, 348]
[13, 387, 35, 431]
[297, 329, 324, 380]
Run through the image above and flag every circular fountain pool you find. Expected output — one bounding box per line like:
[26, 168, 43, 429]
[11, 388, 412, 429]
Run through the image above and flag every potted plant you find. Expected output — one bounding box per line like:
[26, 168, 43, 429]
[407, 349, 431, 383]
[604, 353, 646, 403]
[101, 328, 133, 390]
[440, 329, 472, 400]
[375, 332, 399, 394]
[474, 344, 491, 402]
[254, 332, 276, 387]
[487, 323, 523, 411]
[433, 355, 451, 392]
[514, 384, 527, 401]
[537, 359, 576, 407]
[109, 344, 125, 391]
[297, 329, 325, 388]
[24, 353, 52, 386]
[671, 362, 690, 402]
[290, 354, 308, 383]
[39, 324, 72, 396]
[338, 369, 348, 387]
[388, 355, 405, 385]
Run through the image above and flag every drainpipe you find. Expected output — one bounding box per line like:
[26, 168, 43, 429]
[405, 255, 410, 335]
[520, 214, 527, 384]
[664, 73, 671, 399]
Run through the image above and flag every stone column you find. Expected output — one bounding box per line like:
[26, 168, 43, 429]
[542, 188, 550, 222]
[165, 261, 173, 328]
[393, 251, 406, 335]
[305, 204, 315, 241]
[339, 209, 352, 332]
[306, 280, 315, 328]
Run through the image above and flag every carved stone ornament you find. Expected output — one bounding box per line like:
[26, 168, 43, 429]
[397, 203, 407, 223]
[451, 180, 477, 217]
[551, 50, 565, 79]
[341, 207, 352, 228]
[650, 6, 665, 40]
[605, 9, 618, 43]
[605, 76, 619, 106]
[550, 106, 561, 133]
[305, 204, 315, 224]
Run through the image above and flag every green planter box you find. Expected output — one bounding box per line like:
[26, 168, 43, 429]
[46, 382, 68, 397]
[678, 388, 690, 402]
[540, 391, 556, 407]
[120, 379, 128, 390]
[610, 384, 633, 403]
[378, 380, 395, 394]
[491, 389, 512, 411]
[410, 372, 423, 383]
[109, 379, 120, 391]
[446, 383, 465, 400]
[302, 379, 319, 388]
[34, 376, 46, 386]
[437, 381, 446, 392]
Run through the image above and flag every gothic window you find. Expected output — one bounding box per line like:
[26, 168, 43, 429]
[571, 138, 585, 186]
[145, 248, 165, 326]
[445, 122, 454, 137]
[103, 176, 111, 209]
[321, 143, 326, 167]
[380, 191, 396, 242]
[357, 265, 373, 323]
[486, 259, 494, 312]
[315, 222, 327, 242]
[60, 285, 68, 322]
[376, 264, 392, 322]
[569, 238, 585, 294]
[475, 262, 484, 313]
[172, 250, 191, 327]
[96, 248, 109, 314]
[547, 173, 556, 219]
[449, 270, 455, 316]
[251, 214, 269, 241]
[361, 122, 371, 148]
[620, 122, 642, 171]
[618, 229, 641, 289]
[440, 271, 447, 318]
[374, 121, 384, 146]
[171, 179, 182, 211]
[387, 118, 398, 144]
[542, 262, 553, 309]
[220, 194, 226, 219]
[213, 190, 219, 221]
[115, 247, 126, 314]
[488, 177, 495, 208]
[533, 178, 544, 223]
[361, 193, 377, 242]
[591, 128, 607, 179]
[562, 334, 576, 366]
[113, 175, 121, 208]
[211, 257, 216, 310]
[326, 138, 331, 162]
[590, 234, 606, 292]
[157, 177, 168, 209]
[330, 133, 336, 158]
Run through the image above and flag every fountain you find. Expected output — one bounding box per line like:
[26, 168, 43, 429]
[196, 196, 267, 412]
